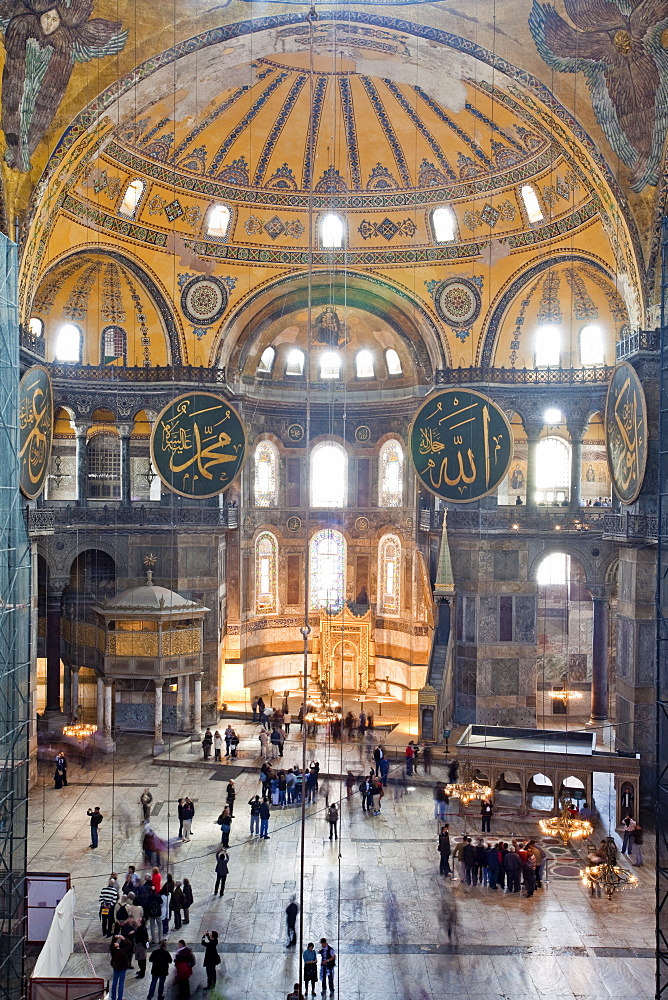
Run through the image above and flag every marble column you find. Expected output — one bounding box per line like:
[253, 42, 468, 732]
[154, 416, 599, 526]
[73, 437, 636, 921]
[45, 587, 64, 715]
[589, 586, 609, 722]
[192, 672, 203, 740]
[63, 664, 71, 721]
[153, 681, 165, 756]
[104, 680, 113, 737]
[180, 674, 190, 732]
[74, 423, 88, 506]
[567, 418, 587, 510]
[70, 665, 80, 720]
[118, 423, 132, 506]
[524, 424, 541, 510]
[96, 676, 104, 731]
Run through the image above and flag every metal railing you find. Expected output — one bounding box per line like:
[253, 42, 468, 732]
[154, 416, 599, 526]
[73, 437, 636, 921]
[434, 366, 613, 385]
[44, 364, 227, 383]
[26, 504, 233, 532]
[420, 506, 660, 539]
[616, 329, 658, 359]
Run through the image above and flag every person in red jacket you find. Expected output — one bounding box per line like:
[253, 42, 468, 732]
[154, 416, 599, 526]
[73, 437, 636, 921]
[173, 940, 196, 999]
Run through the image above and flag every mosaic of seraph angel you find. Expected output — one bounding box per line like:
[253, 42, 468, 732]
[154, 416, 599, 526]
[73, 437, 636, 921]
[0, 1, 127, 172]
[530, 0, 668, 191]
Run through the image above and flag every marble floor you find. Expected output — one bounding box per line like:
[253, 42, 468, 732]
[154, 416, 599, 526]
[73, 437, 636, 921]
[30, 726, 655, 1000]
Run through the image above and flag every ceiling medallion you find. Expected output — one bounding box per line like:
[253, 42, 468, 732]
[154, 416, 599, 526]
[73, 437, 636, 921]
[180, 275, 229, 326]
[434, 277, 481, 328]
[287, 423, 304, 443]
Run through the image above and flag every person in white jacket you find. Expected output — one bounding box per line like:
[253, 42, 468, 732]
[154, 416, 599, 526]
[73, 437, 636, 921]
[160, 891, 170, 936]
[213, 731, 223, 762]
[259, 729, 270, 760]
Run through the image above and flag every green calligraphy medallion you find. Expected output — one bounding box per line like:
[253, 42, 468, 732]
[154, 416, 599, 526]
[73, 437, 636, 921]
[605, 362, 648, 504]
[409, 388, 513, 503]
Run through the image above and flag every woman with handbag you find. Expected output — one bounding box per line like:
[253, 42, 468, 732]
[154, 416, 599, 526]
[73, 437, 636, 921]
[217, 806, 233, 848]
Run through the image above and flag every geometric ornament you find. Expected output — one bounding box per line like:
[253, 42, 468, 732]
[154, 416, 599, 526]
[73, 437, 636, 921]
[434, 277, 481, 328]
[180, 275, 229, 326]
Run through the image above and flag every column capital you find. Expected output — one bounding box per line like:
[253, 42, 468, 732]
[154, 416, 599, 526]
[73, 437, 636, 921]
[48, 577, 69, 597]
[73, 420, 90, 439]
[118, 422, 133, 439]
[588, 583, 609, 601]
[103, 677, 114, 688]
[153, 678, 167, 690]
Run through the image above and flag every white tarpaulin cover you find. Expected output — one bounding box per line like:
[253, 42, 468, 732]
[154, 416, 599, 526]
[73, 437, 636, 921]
[32, 888, 76, 979]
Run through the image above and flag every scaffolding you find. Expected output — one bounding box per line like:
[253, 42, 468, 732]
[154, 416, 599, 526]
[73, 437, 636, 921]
[0, 235, 30, 1000]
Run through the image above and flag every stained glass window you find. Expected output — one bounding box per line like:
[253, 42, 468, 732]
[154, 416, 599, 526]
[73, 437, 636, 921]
[55, 323, 82, 363]
[320, 351, 341, 379]
[311, 442, 346, 507]
[379, 439, 403, 507]
[520, 184, 543, 223]
[310, 529, 345, 612]
[256, 532, 278, 613]
[379, 534, 400, 614]
[286, 349, 305, 376]
[87, 432, 120, 499]
[431, 206, 456, 243]
[255, 441, 278, 507]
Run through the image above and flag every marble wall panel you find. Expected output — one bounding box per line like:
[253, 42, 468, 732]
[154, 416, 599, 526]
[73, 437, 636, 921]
[478, 596, 497, 643]
[494, 549, 519, 581]
[463, 596, 476, 643]
[514, 595, 536, 642]
[616, 616, 633, 681]
[490, 656, 520, 696]
[637, 621, 655, 685]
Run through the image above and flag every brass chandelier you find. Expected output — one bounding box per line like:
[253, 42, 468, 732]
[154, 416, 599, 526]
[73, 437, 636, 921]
[539, 801, 593, 844]
[63, 722, 97, 740]
[445, 765, 492, 805]
[581, 836, 638, 900]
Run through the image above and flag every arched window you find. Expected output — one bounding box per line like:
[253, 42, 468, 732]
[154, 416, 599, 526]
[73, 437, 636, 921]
[87, 432, 120, 499]
[580, 324, 605, 366]
[29, 317, 43, 339]
[207, 204, 231, 237]
[520, 184, 543, 223]
[310, 529, 345, 612]
[536, 436, 570, 504]
[537, 552, 570, 585]
[257, 346, 275, 374]
[385, 348, 402, 376]
[379, 534, 401, 614]
[55, 323, 82, 363]
[311, 442, 346, 507]
[379, 439, 403, 507]
[256, 532, 278, 613]
[431, 206, 456, 243]
[118, 179, 144, 218]
[254, 441, 278, 507]
[285, 349, 305, 376]
[535, 325, 560, 368]
[355, 350, 374, 378]
[101, 325, 126, 365]
[320, 213, 344, 249]
[320, 351, 340, 379]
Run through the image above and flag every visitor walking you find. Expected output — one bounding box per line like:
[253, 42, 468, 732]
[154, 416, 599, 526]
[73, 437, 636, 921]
[54, 752, 67, 789]
[99, 878, 119, 937]
[201, 931, 221, 990]
[133, 918, 149, 978]
[140, 789, 153, 821]
[181, 879, 193, 924]
[213, 731, 223, 762]
[481, 800, 493, 833]
[621, 814, 636, 854]
[181, 799, 194, 842]
[217, 805, 233, 847]
[285, 895, 298, 948]
[327, 803, 339, 840]
[248, 795, 261, 836]
[632, 824, 644, 866]
[87, 806, 103, 848]
[214, 850, 229, 896]
[438, 824, 451, 876]
[202, 729, 213, 760]
[226, 780, 236, 816]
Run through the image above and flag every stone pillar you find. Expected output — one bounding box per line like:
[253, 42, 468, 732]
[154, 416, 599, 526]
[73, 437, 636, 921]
[63, 664, 71, 721]
[104, 680, 113, 737]
[567, 417, 587, 510]
[118, 423, 132, 506]
[192, 673, 203, 741]
[524, 424, 541, 510]
[589, 585, 609, 723]
[180, 674, 190, 732]
[96, 676, 104, 731]
[44, 584, 65, 717]
[70, 665, 80, 720]
[74, 422, 88, 506]
[153, 680, 165, 756]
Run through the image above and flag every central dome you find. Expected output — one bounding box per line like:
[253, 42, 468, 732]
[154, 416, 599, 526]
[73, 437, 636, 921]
[111, 53, 553, 198]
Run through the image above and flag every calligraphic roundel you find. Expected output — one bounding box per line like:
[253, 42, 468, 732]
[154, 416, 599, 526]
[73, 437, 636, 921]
[19, 365, 53, 500]
[605, 362, 648, 504]
[409, 389, 513, 503]
[151, 392, 246, 499]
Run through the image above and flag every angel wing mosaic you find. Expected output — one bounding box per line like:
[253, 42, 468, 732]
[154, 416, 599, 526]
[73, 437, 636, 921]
[530, 0, 668, 191]
[0, 1, 127, 171]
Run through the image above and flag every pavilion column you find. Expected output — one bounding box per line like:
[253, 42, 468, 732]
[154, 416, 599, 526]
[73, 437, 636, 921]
[524, 423, 542, 510]
[179, 674, 190, 732]
[103, 680, 113, 738]
[70, 665, 80, 720]
[63, 665, 71, 721]
[153, 680, 165, 756]
[192, 673, 203, 741]
[589, 585, 609, 723]
[74, 422, 89, 506]
[118, 423, 132, 506]
[96, 676, 104, 731]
